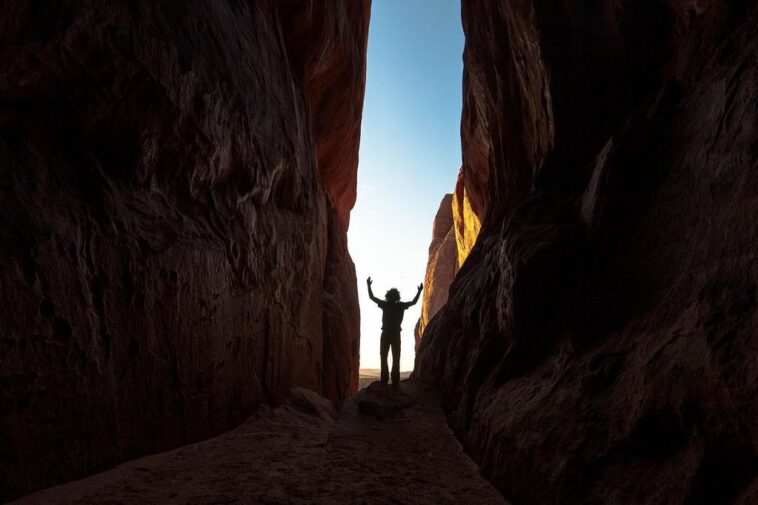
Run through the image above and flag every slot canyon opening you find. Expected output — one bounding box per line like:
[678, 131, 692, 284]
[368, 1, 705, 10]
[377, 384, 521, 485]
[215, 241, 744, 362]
[350, 1, 465, 385]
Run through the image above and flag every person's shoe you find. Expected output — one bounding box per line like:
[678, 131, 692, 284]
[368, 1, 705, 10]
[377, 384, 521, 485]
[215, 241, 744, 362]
[391, 382, 400, 388]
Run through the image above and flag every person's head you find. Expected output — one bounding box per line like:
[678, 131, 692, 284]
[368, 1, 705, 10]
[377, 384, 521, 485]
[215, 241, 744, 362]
[385, 288, 400, 303]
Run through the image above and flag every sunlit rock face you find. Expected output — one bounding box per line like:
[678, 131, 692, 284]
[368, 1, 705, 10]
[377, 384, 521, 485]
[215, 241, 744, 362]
[0, 0, 369, 499]
[414, 194, 458, 348]
[451, 170, 483, 267]
[417, 1, 758, 503]
[414, 54, 493, 347]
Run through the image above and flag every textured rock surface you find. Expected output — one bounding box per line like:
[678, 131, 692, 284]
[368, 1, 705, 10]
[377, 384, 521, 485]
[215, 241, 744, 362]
[451, 170, 483, 267]
[418, 1, 758, 504]
[0, 0, 369, 499]
[415, 194, 459, 348]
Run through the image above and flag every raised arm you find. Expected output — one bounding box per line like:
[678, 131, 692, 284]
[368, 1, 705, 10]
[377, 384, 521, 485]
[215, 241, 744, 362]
[405, 283, 423, 307]
[367, 277, 382, 305]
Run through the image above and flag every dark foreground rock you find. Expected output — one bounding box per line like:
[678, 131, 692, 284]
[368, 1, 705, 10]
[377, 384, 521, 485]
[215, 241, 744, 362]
[0, 0, 369, 499]
[14, 384, 507, 504]
[417, 1, 758, 504]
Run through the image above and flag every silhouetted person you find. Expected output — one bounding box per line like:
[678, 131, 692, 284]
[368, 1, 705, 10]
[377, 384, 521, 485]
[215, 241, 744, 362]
[367, 277, 423, 386]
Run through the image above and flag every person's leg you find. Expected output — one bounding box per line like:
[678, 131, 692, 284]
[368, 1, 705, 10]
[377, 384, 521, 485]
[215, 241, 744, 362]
[380, 332, 390, 384]
[391, 334, 401, 386]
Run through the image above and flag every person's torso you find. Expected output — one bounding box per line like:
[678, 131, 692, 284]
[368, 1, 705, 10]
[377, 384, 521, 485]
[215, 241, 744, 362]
[381, 302, 406, 331]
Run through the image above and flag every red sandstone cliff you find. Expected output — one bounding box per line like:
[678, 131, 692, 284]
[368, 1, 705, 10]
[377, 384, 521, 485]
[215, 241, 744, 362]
[415, 172, 486, 349]
[418, 1, 758, 503]
[0, 0, 369, 499]
[414, 194, 458, 348]
[452, 169, 484, 268]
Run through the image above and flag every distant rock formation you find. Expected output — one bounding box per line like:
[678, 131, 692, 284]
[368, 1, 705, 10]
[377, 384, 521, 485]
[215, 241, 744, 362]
[415, 170, 485, 349]
[417, 1, 758, 504]
[0, 0, 370, 499]
[415, 124, 488, 351]
[414, 194, 458, 348]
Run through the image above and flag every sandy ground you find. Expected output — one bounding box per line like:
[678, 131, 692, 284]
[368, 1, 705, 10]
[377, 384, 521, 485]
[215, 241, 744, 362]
[15, 381, 507, 504]
[357, 369, 412, 390]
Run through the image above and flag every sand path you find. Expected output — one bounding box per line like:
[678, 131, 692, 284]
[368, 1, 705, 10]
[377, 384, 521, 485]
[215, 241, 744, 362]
[15, 381, 506, 504]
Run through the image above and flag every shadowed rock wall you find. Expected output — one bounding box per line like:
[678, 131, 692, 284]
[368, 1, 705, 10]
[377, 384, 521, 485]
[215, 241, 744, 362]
[417, 1, 758, 503]
[0, 0, 369, 499]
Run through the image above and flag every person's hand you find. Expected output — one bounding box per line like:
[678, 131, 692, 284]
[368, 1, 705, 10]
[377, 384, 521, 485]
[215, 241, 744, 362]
[367, 277, 373, 286]
[417, 283, 423, 291]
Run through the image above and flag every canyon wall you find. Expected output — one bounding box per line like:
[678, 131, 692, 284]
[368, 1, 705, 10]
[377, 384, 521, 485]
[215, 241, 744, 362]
[452, 169, 484, 268]
[0, 0, 369, 499]
[414, 194, 458, 348]
[417, 1, 758, 504]
[415, 170, 486, 348]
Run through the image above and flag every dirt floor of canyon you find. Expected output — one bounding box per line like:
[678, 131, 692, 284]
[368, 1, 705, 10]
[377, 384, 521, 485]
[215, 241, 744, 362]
[358, 369, 412, 390]
[14, 381, 506, 504]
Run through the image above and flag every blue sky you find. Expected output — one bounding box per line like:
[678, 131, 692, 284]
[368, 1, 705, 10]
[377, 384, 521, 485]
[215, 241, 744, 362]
[349, 0, 464, 371]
